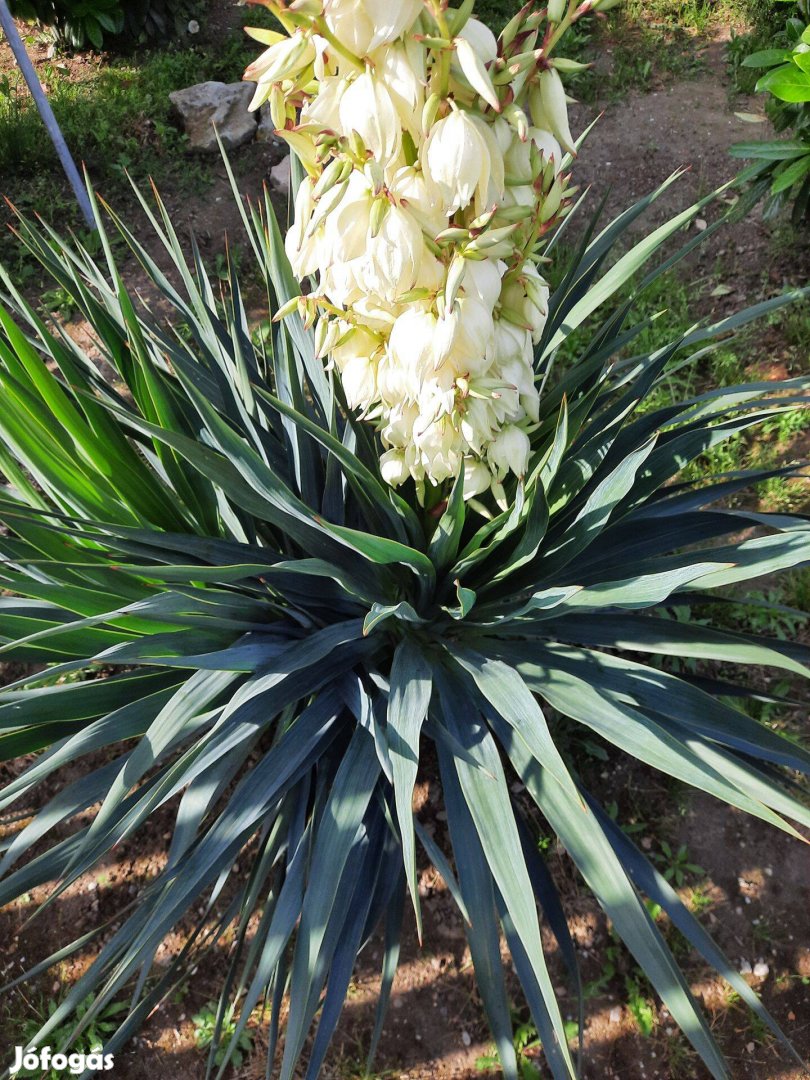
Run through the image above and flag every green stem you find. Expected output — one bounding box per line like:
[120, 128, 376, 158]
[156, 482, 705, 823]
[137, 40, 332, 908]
[546, 0, 580, 57]
[316, 21, 366, 72]
[433, 6, 453, 98]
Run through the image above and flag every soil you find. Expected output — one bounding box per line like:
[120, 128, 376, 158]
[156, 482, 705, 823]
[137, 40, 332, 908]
[0, 5, 809, 1080]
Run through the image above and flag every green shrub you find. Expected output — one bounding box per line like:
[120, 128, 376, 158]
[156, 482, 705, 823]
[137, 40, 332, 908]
[8, 0, 201, 48]
[0, 167, 807, 1078]
[729, 0, 810, 224]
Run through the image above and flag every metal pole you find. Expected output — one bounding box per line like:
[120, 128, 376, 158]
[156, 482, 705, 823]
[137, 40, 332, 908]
[0, 0, 96, 228]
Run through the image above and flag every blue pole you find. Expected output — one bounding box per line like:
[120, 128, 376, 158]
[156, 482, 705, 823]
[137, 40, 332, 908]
[0, 0, 96, 229]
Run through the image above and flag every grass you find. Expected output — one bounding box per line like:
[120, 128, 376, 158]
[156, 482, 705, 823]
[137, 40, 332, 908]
[0, 9, 278, 277]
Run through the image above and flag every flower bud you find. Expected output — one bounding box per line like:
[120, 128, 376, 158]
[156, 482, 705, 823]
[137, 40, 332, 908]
[380, 448, 411, 487]
[454, 36, 501, 112]
[538, 67, 575, 154]
[463, 457, 492, 498]
[547, 0, 567, 22]
[421, 92, 442, 137]
[488, 424, 530, 479]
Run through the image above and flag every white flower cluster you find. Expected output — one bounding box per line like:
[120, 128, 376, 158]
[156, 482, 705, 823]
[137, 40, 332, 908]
[245, 0, 600, 501]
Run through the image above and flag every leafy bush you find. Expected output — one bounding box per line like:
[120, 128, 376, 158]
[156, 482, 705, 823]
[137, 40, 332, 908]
[0, 165, 808, 1078]
[8, 0, 201, 48]
[729, 0, 810, 224]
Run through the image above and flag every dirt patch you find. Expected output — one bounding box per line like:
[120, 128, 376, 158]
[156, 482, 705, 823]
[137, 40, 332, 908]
[569, 37, 807, 300]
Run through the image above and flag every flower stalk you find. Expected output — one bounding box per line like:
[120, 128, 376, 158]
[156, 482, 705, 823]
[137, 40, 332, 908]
[244, 0, 590, 501]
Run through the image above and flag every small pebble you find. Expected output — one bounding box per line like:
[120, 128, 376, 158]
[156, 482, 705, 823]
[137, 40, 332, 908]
[461, 1031, 471, 1047]
[609, 1006, 622, 1024]
[753, 961, 769, 979]
[746, 1042, 755, 1053]
[739, 960, 753, 975]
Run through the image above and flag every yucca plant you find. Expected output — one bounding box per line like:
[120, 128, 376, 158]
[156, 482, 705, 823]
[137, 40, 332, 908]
[0, 164, 807, 1078]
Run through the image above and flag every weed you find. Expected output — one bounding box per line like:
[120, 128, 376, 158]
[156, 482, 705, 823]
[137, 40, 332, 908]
[653, 842, 705, 888]
[625, 973, 656, 1037]
[477, 1011, 579, 1078]
[192, 1000, 254, 1070]
[13, 996, 127, 1078]
[688, 887, 715, 915]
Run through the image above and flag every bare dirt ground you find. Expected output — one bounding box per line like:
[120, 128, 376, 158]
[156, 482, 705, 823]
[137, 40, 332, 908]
[0, 5, 809, 1080]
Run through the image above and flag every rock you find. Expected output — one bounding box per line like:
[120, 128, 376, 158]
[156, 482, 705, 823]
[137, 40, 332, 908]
[739, 959, 753, 974]
[609, 1006, 622, 1024]
[270, 155, 292, 195]
[753, 961, 770, 979]
[169, 82, 257, 153]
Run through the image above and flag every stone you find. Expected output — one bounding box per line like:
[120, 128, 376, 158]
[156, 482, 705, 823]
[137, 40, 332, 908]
[169, 82, 257, 153]
[270, 155, 292, 195]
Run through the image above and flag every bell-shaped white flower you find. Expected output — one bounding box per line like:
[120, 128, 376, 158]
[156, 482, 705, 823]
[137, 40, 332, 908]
[439, 297, 497, 377]
[244, 32, 316, 110]
[500, 264, 550, 343]
[489, 317, 533, 368]
[459, 18, 499, 64]
[390, 166, 448, 235]
[371, 40, 426, 137]
[461, 259, 505, 311]
[460, 395, 498, 453]
[323, 0, 422, 58]
[301, 73, 346, 132]
[388, 308, 440, 379]
[330, 324, 382, 369]
[362, 203, 424, 301]
[339, 71, 401, 161]
[530, 127, 562, 166]
[320, 171, 374, 266]
[413, 413, 464, 484]
[488, 424, 531, 479]
[380, 448, 411, 487]
[424, 110, 493, 216]
[463, 457, 493, 498]
[499, 357, 540, 423]
[339, 354, 378, 410]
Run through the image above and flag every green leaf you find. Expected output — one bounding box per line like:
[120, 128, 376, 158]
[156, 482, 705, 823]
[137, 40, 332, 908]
[446, 648, 580, 802]
[492, 718, 730, 1080]
[387, 639, 432, 937]
[771, 152, 810, 194]
[756, 62, 810, 102]
[742, 48, 792, 68]
[729, 139, 810, 160]
[437, 684, 576, 1080]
